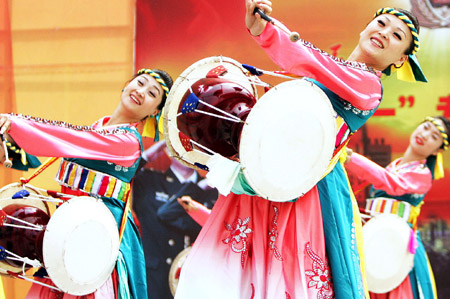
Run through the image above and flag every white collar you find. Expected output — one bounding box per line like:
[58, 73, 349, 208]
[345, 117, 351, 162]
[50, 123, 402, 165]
[170, 165, 198, 184]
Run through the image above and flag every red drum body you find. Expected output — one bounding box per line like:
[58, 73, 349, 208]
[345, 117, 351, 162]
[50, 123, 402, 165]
[164, 56, 336, 202]
[0, 183, 51, 274]
[177, 78, 256, 158]
[0, 183, 119, 296]
[0, 205, 49, 267]
[164, 56, 258, 172]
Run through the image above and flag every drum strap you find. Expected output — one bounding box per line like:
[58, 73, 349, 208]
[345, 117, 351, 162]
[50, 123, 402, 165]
[321, 134, 353, 179]
[20, 157, 59, 185]
[118, 184, 131, 244]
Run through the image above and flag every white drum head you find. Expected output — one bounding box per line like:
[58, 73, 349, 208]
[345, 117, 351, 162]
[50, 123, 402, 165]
[239, 79, 336, 201]
[43, 196, 119, 295]
[363, 213, 415, 293]
[164, 56, 257, 170]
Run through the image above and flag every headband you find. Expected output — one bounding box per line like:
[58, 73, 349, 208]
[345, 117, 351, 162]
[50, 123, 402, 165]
[424, 117, 449, 150]
[136, 68, 168, 142]
[424, 116, 449, 180]
[137, 69, 170, 98]
[375, 8, 427, 83]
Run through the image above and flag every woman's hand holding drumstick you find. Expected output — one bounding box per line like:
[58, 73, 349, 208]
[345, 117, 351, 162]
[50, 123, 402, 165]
[245, 0, 299, 42]
[0, 114, 12, 168]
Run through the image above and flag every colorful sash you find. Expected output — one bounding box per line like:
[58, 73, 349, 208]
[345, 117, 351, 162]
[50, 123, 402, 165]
[56, 160, 130, 202]
[365, 197, 420, 225]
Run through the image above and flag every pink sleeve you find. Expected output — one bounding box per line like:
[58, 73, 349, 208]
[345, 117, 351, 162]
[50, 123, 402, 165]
[253, 22, 382, 110]
[186, 203, 211, 227]
[345, 153, 432, 196]
[8, 115, 141, 167]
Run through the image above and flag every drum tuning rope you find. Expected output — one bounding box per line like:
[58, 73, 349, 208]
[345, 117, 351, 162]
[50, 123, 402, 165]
[253, 8, 300, 42]
[0, 134, 12, 168]
[182, 88, 246, 124]
[0, 209, 44, 231]
[180, 74, 271, 89]
[0, 246, 42, 269]
[6, 270, 62, 291]
[167, 122, 217, 157]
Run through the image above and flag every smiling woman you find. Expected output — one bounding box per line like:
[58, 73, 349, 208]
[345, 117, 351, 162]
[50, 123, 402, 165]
[173, 2, 427, 299]
[345, 116, 449, 299]
[0, 68, 173, 298]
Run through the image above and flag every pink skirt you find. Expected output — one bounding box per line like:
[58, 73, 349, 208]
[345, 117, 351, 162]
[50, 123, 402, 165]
[175, 186, 334, 299]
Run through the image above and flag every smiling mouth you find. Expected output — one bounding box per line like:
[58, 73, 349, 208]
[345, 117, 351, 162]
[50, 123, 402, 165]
[130, 94, 141, 105]
[416, 136, 424, 145]
[370, 38, 384, 49]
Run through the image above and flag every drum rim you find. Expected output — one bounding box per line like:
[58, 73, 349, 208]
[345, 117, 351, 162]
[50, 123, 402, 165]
[168, 246, 192, 296]
[163, 55, 257, 171]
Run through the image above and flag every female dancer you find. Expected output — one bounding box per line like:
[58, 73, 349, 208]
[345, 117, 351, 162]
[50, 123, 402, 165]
[0, 68, 173, 298]
[174, 1, 426, 299]
[345, 116, 448, 299]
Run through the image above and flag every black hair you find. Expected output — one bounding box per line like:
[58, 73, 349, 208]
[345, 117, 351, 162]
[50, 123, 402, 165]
[152, 69, 173, 110]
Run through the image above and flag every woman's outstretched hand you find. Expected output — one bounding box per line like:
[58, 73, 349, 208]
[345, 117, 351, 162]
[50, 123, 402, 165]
[245, 0, 273, 36]
[0, 114, 11, 135]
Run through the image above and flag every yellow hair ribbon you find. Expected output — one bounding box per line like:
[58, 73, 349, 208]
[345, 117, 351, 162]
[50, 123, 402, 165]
[395, 58, 415, 83]
[142, 109, 164, 141]
[385, 54, 427, 83]
[434, 151, 445, 180]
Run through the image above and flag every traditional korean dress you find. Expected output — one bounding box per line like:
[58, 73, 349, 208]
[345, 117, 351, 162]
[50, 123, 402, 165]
[175, 21, 383, 299]
[7, 114, 147, 299]
[346, 153, 438, 299]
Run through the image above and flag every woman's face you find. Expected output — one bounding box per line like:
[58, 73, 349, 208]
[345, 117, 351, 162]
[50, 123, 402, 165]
[121, 74, 164, 120]
[358, 13, 413, 70]
[410, 120, 445, 158]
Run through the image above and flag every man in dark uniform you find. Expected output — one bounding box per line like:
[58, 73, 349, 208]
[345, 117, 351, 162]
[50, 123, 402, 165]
[132, 141, 218, 299]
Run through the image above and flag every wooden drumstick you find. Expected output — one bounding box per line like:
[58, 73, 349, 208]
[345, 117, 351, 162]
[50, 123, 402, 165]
[1, 135, 12, 168]
[253, 8, 300, 42]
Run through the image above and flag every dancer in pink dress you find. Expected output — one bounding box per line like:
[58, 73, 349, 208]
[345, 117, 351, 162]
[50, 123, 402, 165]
[0, 68, 173, 298]
[345, 116, 448, 299]
[175, 2, 426, 299]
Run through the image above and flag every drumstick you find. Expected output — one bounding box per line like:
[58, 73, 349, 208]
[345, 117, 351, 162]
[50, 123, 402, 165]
[253, 8, 300, 42]
[0, 135, 12, 168]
